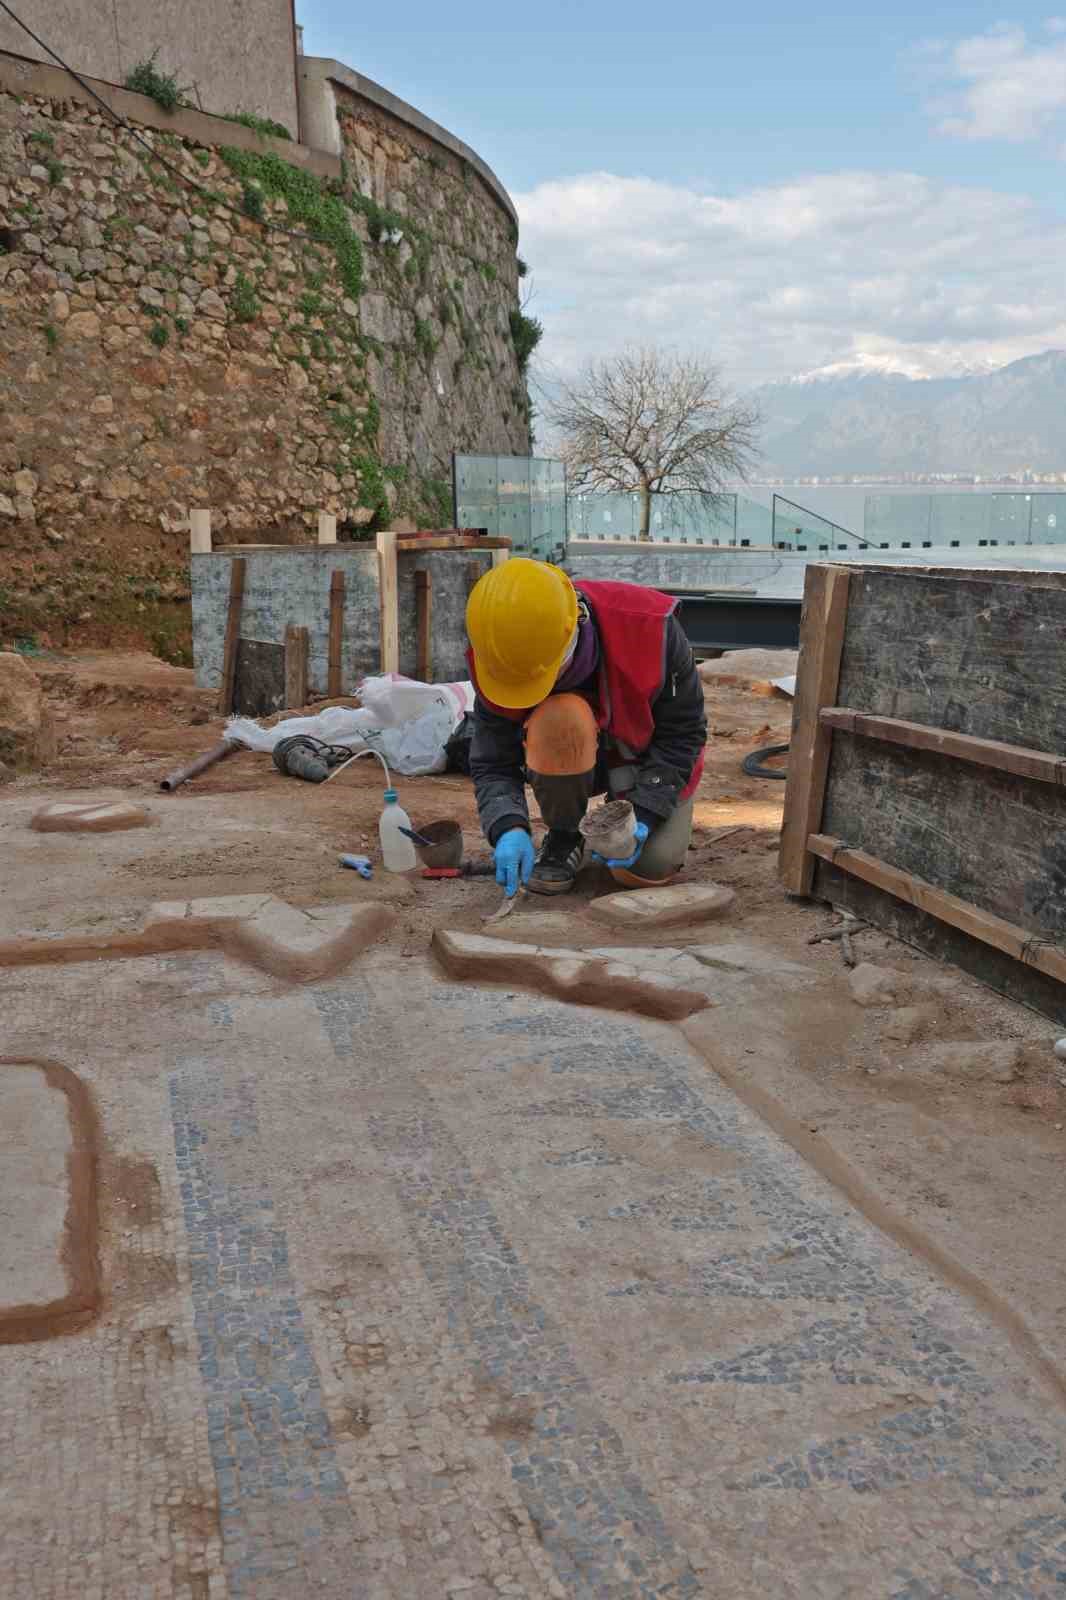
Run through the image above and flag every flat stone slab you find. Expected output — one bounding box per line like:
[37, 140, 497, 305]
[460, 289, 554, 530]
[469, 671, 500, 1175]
[30, 799, 151, 833]
[433, 929, 712, 1020]
[0, 1058, 99, 1342]
[586, 881, 735, 930]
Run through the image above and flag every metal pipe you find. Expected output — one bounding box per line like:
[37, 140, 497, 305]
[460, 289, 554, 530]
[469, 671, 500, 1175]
[159, 738, 240, 792]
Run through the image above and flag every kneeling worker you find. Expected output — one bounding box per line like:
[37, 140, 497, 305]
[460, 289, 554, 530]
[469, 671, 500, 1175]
[466, 559, 708, 897]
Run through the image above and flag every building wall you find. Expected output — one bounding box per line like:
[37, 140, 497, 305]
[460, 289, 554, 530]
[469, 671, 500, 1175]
[0, 0, 300, 136]
[0, 53, 529, 547]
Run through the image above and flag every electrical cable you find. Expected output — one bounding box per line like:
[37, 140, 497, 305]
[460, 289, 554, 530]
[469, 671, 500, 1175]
[0, 0, 349, 254]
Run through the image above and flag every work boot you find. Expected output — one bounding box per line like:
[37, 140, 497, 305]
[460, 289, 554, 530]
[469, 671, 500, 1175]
[528, 830, 585, 896]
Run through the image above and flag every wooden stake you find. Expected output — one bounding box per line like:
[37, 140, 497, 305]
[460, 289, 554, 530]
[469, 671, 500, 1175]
[808, 833, 1066, 987]
[217, 556, 246, 715]
[415, 569, 432, 683]
[376, 529, 400, 675]
[466, 559, 482, 596]
[317, 511, 337, 545]
[189, 508, 212, 554]
[492, 546, 510, 568]
[284, 623, 309, 709]
[778, 565, 851, 897]
[327, 570, 345, 698]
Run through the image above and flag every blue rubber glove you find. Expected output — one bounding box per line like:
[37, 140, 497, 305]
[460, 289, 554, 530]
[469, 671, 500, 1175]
[591, 820, 649, 870]
[494, 827, 535, 896]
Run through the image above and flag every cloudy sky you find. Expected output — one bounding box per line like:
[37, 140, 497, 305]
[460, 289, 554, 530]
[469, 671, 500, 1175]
[301, 2, 1066, 387]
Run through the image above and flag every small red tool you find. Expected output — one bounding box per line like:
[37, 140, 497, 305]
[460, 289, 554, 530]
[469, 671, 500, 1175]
[421, 861, 496, 880]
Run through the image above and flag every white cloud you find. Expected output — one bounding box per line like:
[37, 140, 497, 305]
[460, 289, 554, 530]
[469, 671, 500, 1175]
[515, 169, 1066, 388]
[925, 19, 1066, 143]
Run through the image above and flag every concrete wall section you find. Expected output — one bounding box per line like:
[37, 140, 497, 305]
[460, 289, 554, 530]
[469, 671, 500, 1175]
[0, 0, 299, 134]
[192, 548, 491, 693]
[395, 551, 480, 683]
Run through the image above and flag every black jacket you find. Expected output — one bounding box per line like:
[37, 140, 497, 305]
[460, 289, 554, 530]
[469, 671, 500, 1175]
[470, 613, 707, 844]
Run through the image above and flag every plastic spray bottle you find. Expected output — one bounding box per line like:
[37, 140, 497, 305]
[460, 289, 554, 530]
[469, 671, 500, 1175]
[379, 788, 418, 873]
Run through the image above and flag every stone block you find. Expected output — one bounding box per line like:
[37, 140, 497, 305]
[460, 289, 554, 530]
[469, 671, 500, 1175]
[586, 883, 736, 931]
[432, 929, 711, 1021]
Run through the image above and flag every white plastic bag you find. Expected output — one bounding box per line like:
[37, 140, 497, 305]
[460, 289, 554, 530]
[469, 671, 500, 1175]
[224, 674, 474, 777]
[358, 673, 473, 728]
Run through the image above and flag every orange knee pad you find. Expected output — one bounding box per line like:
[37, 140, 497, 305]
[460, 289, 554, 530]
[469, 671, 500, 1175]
[525, 694, 599, 776]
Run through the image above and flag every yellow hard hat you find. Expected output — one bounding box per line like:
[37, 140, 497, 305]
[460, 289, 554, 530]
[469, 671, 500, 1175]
[466, 558, 579, 709]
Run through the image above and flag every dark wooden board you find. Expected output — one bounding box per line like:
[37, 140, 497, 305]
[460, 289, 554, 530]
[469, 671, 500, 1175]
[814, 859, 1066, 1026]
[779, 564, 850, 894]
[284, 624, 309, 709]
[836, 568, 1066, 753]
[821, 736, 1066, 936]
[328, 569, 346, 696]
[816, 565, 1066, 1021]
[233, 639, 286, 718]
[217, 556, 246, 715]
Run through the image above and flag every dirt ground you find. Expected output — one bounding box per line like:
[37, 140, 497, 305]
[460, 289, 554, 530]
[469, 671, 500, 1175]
[8, 646, 1066, 1393]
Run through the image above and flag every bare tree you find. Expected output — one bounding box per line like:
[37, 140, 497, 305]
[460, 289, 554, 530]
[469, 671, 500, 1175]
[548, 347, 760, 541]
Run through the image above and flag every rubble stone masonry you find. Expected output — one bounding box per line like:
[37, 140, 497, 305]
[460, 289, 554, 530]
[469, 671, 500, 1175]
[0, 56, 529, 553]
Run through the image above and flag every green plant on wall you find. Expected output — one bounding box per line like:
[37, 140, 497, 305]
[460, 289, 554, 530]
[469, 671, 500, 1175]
[240, 184, 264, 221]
[414, 319, 436, 359]
[421, 476, 453, 527]
[149, 321, 169, 349]
[124, 50, 189, 113]
[220, 147, 363, 299]
[509, 310, 543, 375]
[231, 272, 260, 323]
[225, 110, 292, 141]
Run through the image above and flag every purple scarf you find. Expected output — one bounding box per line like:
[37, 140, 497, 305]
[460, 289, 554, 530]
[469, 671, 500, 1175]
[553, 614, 599, 694]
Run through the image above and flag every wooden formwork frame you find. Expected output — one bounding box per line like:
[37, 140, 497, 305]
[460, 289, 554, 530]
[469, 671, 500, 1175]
[375, 530, 510, 680]
[779, 562, 1066, 995]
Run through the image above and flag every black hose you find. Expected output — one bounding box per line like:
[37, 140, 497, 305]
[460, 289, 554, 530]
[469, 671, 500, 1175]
[743, 742, 790, 780]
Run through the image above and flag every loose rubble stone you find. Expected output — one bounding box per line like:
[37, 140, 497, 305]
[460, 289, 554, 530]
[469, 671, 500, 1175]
[848, 962, 900, 1008]
[31, 799, 151, 832]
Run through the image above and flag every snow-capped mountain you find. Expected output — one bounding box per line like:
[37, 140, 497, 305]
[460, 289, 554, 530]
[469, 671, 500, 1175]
[755, 351, 1066, 476]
